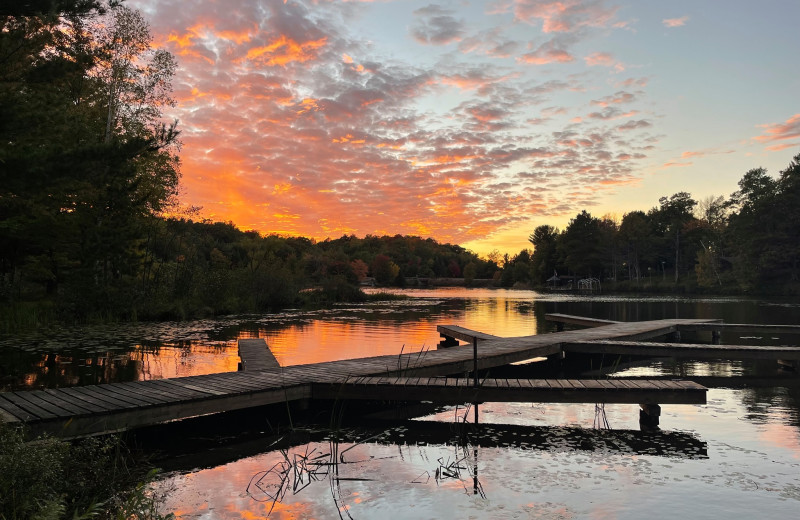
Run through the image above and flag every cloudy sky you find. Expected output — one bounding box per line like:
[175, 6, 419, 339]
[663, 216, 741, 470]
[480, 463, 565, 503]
[130, 0, 799, 255]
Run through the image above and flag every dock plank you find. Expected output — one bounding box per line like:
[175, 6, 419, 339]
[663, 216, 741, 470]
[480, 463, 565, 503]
[3, 392, 57, 419]
[43, 389, 104, 413]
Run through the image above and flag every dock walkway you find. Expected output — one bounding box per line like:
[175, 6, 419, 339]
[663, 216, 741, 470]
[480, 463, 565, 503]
[0, 318, 720, 438]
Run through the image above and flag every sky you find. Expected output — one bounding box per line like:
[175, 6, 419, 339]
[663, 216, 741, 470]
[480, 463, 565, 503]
[129, 0, 800, 256]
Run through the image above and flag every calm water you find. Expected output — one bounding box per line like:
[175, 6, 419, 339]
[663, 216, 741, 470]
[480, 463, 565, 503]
[2, 289, 800, 518]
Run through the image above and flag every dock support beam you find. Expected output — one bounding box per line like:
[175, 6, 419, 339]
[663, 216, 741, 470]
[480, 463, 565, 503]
[711, 330, 721, 344]
[473, 337, 479, 388]
[439, 334, 459, 347]
[639, 403, 661, 430]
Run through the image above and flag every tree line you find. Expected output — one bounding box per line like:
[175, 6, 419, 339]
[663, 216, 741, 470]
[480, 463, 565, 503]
[512, 153, 800, 293]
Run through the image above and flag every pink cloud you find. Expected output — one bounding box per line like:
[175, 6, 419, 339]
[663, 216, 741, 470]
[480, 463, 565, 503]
[584, 52, 614, 66]
[754, 114, 800, 152]
[510, 0, 621, 33]
[591, 91, 636, 107]
[663, 161, 692, 168]
[616, 76, 648, 88]
[662, 16, 689, 28]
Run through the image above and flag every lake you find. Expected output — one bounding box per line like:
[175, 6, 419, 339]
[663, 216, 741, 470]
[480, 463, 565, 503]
[2, 288, 800, 518]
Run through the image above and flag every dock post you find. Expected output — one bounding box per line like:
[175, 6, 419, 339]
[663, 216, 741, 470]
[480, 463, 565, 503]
[711, 330, 721, 344]
[639, 404, 661, 430]
[473, 337, 479, 388]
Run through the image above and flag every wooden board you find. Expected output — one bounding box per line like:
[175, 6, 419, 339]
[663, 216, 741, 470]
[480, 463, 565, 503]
[564, 339, 800, 360]
[238, 338, 281, 371]
[545, 313, 620, 327]
[312, 377, 707, 405]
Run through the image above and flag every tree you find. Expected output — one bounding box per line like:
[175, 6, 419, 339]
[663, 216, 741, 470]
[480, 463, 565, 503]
[558, 211, 603, 278]
[371, 254, 399, 285]
[0, 1, 179, 315]
[650, 192, 697, 283]
[618, 211, 653, 281]
[528, 225, 559, 283]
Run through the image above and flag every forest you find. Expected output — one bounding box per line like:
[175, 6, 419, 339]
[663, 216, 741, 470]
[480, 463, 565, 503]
[2, 1, 800, 331]
[516, 153, 800, 294]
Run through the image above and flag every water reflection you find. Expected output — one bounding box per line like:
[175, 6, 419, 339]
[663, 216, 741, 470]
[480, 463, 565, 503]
[5, 289, 800, 391]
[161, 416, 707, 519]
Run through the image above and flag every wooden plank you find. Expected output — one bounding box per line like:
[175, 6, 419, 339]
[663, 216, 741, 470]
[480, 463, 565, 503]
[0, 405, 21, 423]
[166, 379, 227, 396]
[312, 378, 706, 405]
[12, 391, 74, 417]
[27, 390, 90, 415]
[545, 313, 619, 327]
[145, 380, 207, 399]
[0, 394, 37, 421]
[101, 384, 166, 406]
[180, 377, 246, 395]
[83, 385, 151, 407]
[58, 387, 116, 411]
[679, 323, 800, 334]
[114, 382, 180, 404]
[436, 325, 501, 343]
[564, 339, 800, 360]
[612, 379, 638, 391]
[578, 380, 605, 390]
[2, 392, 57, 419]
[43, 389, 105, 413]
[632, 380, 659, 391]
[69, 386, 137, 409]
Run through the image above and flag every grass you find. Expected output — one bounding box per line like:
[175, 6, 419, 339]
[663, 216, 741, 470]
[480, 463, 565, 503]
[0, 421, 173, 520]
[0, 301, 58, 334]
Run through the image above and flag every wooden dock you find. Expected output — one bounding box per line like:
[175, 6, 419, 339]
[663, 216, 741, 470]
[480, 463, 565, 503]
[313, 376, 707, 405]
[0, 316, 754, 438]
[238, 338, 281, 371]
[564, 339, 800, 360]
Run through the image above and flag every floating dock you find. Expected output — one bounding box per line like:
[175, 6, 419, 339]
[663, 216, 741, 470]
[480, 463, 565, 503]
[2, 314, 794, 438]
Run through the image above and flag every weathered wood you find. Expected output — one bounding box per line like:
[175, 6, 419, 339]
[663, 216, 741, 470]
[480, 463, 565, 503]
[678, 322, 799, 334]
[238, 338, 281, 371]
[312, 377, 707, 405]
[3, 392, 58, 419]
[437, 325, 501, 343]
[545, 313, 620, 327]
[564, 339, 800, 360]
[0, 394, 36, 421]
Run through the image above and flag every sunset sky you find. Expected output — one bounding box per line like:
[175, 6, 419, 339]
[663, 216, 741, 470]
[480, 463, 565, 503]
[130, 0, 799, 256]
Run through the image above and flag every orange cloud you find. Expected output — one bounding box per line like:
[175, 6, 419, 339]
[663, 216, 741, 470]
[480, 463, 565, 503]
[663, 16, 689, 28]
[663, 161, 692, 168]
[241, 35, 327, 66]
